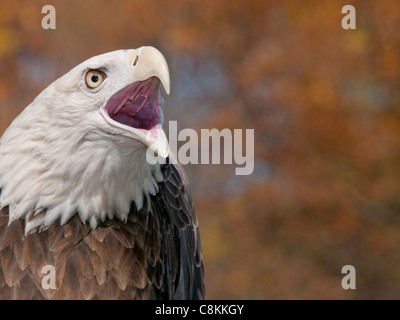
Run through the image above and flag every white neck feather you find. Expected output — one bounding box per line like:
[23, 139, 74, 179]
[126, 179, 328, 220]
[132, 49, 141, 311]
[0, 90, 163, 234]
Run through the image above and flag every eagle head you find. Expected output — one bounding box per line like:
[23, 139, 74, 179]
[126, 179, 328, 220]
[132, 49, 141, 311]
[0, 47, 171, 233]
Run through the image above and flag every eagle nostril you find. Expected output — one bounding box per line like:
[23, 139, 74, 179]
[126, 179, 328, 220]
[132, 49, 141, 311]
[133, 55, 139, 66]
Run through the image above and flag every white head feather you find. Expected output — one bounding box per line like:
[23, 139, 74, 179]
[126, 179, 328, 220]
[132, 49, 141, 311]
[0, 47, 170, 233]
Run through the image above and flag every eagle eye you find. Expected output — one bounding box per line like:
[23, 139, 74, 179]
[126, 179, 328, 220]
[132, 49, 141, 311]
[85, 70, 105, 88]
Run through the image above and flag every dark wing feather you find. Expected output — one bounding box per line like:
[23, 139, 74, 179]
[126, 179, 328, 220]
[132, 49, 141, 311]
[151, 155, 205, 299]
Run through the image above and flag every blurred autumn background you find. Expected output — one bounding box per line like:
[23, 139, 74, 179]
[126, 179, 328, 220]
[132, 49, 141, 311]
[0, 0, 399, 299]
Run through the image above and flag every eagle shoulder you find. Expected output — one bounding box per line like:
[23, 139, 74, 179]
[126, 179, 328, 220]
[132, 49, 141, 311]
[0, 157, 205, 300]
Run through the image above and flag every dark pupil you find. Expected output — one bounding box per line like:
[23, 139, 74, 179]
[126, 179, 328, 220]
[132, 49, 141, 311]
[91, 75, 99, 82]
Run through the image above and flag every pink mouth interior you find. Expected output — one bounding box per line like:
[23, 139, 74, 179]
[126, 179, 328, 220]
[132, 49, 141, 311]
[105, 77, 163, 130]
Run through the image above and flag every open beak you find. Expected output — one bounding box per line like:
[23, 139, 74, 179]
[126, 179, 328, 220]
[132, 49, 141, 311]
[102, 46, 170, 159]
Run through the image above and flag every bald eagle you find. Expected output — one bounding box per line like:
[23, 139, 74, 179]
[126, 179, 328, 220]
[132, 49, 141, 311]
[0, 47, 204, 299]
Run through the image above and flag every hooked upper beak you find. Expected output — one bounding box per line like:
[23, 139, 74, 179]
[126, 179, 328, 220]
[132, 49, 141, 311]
[130, 46, 170, 95]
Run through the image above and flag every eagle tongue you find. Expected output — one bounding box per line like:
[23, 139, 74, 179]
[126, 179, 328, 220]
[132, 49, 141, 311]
[105, 77, 162, 130]
[111, 113, 140, 128]
[120, 96, 146, 116]
[106, 84, 137, 116]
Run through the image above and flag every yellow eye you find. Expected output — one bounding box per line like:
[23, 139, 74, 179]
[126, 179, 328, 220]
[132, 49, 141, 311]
[85, 70, 105, 88]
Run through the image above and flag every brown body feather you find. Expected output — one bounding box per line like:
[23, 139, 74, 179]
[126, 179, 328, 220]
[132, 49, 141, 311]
[0, 160, 205, 300]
